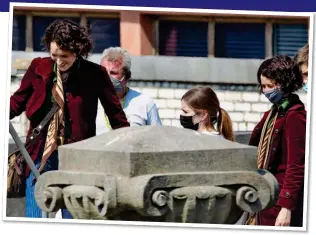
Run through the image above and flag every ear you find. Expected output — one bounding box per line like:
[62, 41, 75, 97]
[200, 111, 208, 122]
[124, 68, 131, 80]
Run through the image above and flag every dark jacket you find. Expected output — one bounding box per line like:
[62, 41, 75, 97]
[10, 57, 130, 176]
[249, 94, 306, 226]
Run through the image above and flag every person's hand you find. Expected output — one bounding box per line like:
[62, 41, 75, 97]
[275, 207, 291, 226]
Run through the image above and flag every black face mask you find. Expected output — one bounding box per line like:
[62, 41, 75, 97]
[180, 114, 199, 131]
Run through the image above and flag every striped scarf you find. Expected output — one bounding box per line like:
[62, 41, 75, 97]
[257, 108, 279, 169]
[244, 107, 279, 225]
[39, 67, 65, 172]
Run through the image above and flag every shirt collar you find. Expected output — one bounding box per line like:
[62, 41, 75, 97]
[270, 96, 291, 111]
[53, 59, 80, 83]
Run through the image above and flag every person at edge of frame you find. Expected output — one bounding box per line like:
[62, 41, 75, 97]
[246, 55, 306, 227]
[9, 19, 130, 219]
[294, 43, 309, 93]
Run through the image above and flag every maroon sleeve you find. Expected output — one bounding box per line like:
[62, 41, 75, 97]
[276, 110, 306, 210]
[10, 58, 41, 119]
[97, 66, 130, 129]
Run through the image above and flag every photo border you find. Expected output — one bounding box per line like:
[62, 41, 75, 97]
[2, 2, 315, 232]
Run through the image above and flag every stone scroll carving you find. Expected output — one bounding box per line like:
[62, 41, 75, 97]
[62, 185, 109, 219]
[34, 172, 117, 218]
[34, 126, 279, 223]
[35, 170, 278, 222]
[166, 186, 233, 223]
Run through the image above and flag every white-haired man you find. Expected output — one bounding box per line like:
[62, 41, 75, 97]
[100, 47, 162, 130]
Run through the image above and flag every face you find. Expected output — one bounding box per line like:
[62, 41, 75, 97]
[181, 100, 204, 124]
[300, 63, 308, 84]
[260, 75, 280, 93]
[50, 42, 76, 72]
[101, 58, 125, 82]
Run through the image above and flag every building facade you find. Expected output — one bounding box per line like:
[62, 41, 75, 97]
[12, 7, 309, 58]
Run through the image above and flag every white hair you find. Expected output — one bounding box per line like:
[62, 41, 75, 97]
[101, 47, 132, 72]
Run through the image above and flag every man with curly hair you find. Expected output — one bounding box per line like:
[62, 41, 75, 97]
[247, 55, 306, 227]
[294, 43, 309, 92]
[9, 19, 130, 218]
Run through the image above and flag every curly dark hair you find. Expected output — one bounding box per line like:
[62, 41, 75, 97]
[41, 19, 93, 59]
[257, 54, 303, 94]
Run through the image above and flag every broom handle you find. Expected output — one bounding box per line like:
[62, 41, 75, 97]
[9, 122, 40, 180]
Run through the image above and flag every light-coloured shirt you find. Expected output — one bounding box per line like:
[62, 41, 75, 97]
[201, 130, 224, 139]
[104, 88, 162, 131]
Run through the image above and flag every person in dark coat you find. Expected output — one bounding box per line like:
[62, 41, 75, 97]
[249, 55, 306, 227]
[9, 19, 130, 218]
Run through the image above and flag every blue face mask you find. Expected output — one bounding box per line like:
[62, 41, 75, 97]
[110, 77, 125, 92]
[302, 83, 308, 92]
[264, 88, 284, 104]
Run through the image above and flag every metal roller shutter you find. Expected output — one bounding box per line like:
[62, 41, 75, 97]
[12, 15, 26, 51]
[87, 18, 120, 53]
[215, 23, 265, 59]
[33, 16, 80, 52]
[273, 23, 308, 58]
[159, 20, 208, 57]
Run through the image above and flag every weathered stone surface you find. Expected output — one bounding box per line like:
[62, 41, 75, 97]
[166, 186, 233, 223]
[62, 185, 110, 219]
[6, 198, 25, 217]
[6, 131, 251, 218]
[11, 52, 263, 84]
[57, 126, 257, 176]
[34, 126, 278, 223]
[234, 131, 252, 145]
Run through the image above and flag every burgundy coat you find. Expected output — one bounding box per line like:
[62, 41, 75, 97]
[10, 57, 130, 176]
[249, 94, 306, 227]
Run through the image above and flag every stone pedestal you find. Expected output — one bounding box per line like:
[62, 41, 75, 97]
[30, 126, 278, 223]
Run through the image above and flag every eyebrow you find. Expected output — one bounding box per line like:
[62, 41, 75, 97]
[50, 52, 69, 56]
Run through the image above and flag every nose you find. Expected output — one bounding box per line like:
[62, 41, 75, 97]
[263, 87, 273, 94]
[56, 58, 64, 66]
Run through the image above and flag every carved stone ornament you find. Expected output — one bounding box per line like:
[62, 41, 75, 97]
[35, 126, 279, 223]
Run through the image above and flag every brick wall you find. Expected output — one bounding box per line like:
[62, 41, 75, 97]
[127, 86, 307, 132]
